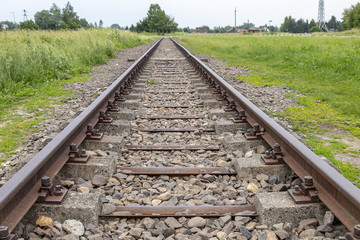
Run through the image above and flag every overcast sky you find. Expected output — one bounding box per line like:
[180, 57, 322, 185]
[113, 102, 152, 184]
[1, 0, 359, 28]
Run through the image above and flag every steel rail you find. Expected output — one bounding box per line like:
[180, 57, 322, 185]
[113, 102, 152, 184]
[0, 38, 163, 232]
[171, 38, 360, 233]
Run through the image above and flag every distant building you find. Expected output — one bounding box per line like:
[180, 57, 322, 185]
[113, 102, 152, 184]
[1, 24, 9, 31]
[226, 27, 237, 33]
[196, 27, 209, 33]
[259, 26, 269, 32]
[248, 27, 261, 33]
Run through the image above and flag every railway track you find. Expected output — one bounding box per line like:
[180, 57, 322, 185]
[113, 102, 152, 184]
[0, 37, 359, 239]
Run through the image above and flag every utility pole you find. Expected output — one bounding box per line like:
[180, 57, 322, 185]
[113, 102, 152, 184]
[234, 7, 237, 28]
[11, 12, 16, 24]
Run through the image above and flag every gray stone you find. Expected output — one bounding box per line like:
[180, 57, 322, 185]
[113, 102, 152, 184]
[240, 226, 252, 239]
[142, 217, 156, 229]
[272, 184, 288, 192]
[257, 231, 266, 240]
[129, 228, 144, 238]
[203, 195, 217, 204]
[101, 204, 116, 215]
[265, 231, 278, 240]
[256, 145, 267, 154]
[113, 173, 128, 180]
[317, 225, 332, 232]
[62, 220, 85, 236]
[323, 211, 335, 226]
[274, 229, 289, 239]
[203, 174, 216, 182]
[188, 217, 207, 228]
[298, 218, 318, 232]
[61, 234, 80, 240]
[163, 228, 176, 238]
[91, 175, 107, 187]
[219, 215, 232, 227]
[223, 221, 234, 235]
[299, 229, 317, 238]
[165, 217, 182, 229]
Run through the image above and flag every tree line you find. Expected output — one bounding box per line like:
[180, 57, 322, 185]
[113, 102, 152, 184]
[0, 2, 104, 31]
[1, 2, 360, 33]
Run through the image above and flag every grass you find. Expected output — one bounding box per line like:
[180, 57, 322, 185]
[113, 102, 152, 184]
[0, 29, 156, 163]
[177, 33, 360, 187]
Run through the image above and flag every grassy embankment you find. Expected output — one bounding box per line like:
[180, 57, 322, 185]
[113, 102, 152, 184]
[0, 29, 155, 163]
[178, 34, 360, 187]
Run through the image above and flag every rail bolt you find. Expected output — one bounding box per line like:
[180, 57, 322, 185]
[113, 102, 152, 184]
[54, 185, 63, 196]
[264, 150, 272, 159]
[304, 176, 313, 186]
[239, 110, 246, 118]
[0, 226, 9, 239]
[293, 185, 302, 196]
[87, 124, 94, 132]
[69, 143, 77, 152]
[273, 143, 281, 153]
[80, 149, 87, 158]
[253, 123, 260, 132]
[41, 176, 51, 187]
[354, 224, 360, 238]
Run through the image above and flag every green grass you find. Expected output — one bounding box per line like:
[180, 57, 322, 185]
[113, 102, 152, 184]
[177, 33, 360, 187]
[0, 29, 156, 163]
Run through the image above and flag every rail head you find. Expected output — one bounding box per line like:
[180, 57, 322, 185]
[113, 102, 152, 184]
[170, 37, 360, 233]
[0, 37, 163, 232]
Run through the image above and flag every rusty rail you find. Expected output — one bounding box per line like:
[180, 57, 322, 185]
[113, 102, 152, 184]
[0, 38, 163, 232]
[171, 38, 360, 233]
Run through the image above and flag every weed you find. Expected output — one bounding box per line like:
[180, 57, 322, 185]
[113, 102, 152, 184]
[147, 78, 156, 84]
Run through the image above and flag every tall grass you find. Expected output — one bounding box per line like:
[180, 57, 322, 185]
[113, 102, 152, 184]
[0, 29, 155, 94]
[0, 29, 155, 162]
[177, 34, 360, 118]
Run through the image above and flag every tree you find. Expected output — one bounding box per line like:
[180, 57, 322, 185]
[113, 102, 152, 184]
[135, 4, 178, 34]
[269, 25, 278, 32]
[20, 20, 39, 30]
[34, 2, 88, 30]
[183, 26, 191, 33]
[129, 24, 134, 31]
[310, 26, 322, 33]
[79, 18, 89, 29]
[342, 3, 360, 30]
[62, 2, 81, 29]
[280, 16, 296, 32]
[327, 16, 341, 31]
[111, 23, 121, 29]
[309, 19, 316, 29]
[99, 20, 103, 28]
